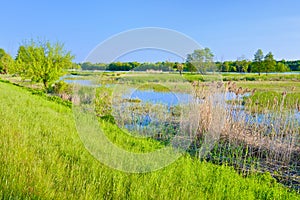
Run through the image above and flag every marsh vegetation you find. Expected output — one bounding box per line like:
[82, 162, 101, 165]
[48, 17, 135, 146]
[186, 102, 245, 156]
[65, 72, 300, 191]
[0, 71, 299, 199]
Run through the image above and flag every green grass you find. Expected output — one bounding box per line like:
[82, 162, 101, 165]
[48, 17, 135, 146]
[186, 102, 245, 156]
[103, 73, 193, 92]
[236, 81, 300, 92]
[243, 91, 300, 112]
[118, 72, 186, 83]
[221, 73, 300, 81]
[182, 72, 300, 82]
[233, 81, 300, 112]
[183, 73, 223, 82]
[0, 81, 299, 199]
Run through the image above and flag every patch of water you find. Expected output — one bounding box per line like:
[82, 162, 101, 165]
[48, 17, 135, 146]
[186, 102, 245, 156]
[123, 89, 192, 106]
[61, 75, 100, 86]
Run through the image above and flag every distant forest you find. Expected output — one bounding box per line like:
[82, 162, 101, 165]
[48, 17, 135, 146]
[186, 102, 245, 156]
[79, 60, 300, 73]
[79, 48, 300, 73]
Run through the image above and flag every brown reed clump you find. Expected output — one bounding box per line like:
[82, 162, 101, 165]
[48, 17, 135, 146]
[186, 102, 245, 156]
[191, 81, 300, 190]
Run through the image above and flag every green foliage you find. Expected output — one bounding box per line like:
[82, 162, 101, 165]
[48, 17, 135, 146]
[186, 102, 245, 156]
[236, 56, 250, 73]
[0, 48, 4, 57]
[245, 76, 256, 81]
[284, 60, 300, 71]
[176, 62, 183, 75]
[80, 62, 107, 70]
[133, 62, 171, 71]
[264, 52, 276, 74]
[276, 61, 290, 72]
[223, 61, 230, 72]
[15, 39, 74, 88]
[78, 55, 298, 73]
[186, 48, 215, 74]
[71, 63, 81, 70]
[0, 81, 299, 199]
[94, 86, 113, 117]
[52, 81, 72, 95]
[80, 61, 184, 72]
[185, 61, 198, 72]
[241, 86, 300, 112]
[252, 49, 264, 74]
[108, 61, 134, 71]
[0, 48, 14, 74]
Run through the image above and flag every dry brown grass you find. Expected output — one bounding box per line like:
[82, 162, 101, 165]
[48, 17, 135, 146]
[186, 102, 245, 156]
[192, 81, 300, 190]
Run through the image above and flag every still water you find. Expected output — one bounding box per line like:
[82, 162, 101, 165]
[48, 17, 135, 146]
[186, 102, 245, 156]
[63, 76, 300, 128]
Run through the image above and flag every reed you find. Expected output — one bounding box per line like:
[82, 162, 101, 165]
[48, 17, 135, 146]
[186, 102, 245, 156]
[192, 81, 299, 190]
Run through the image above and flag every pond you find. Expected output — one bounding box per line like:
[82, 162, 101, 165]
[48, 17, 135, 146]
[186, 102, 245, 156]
[123, 89, 192, 106]
[64, 75, 300, 132]
[61, 75, 96, 86]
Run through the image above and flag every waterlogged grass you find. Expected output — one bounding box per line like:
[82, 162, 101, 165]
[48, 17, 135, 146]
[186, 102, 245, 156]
[221, 73, 300, 81]
[236, 81, 300, 92]
[101, 73, 193, 92]
[118, 72, 186, 83]
[0, 81, 299, 199]
[138, 83, 173, 92]
[183, 73, 300, 82]
[243, 91, 300, 112]
[234, 81, 300, 112]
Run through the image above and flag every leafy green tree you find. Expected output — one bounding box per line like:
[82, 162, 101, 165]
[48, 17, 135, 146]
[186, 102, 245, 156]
[129, 61, 140, 69]
[164, 61, 175, 71]
[222, 61, 230, 72]
[186, 48, 214, 74]
[0, 49, 5, 58]
[230, 65, 237, 72]
[15, 40, 74, 88]
[215, 61, 223, 72]
[80, 62, 107, 70]
[263, 52, 276, 75]
[185, 61, 197, 72]
[275, 61, 290, 72]
[0, 49, 14, 74]
[71, 63, 81, 70]
[236, 56, 249, 73]
[176, 63, 183, 75]
[252, 49, 264, 75]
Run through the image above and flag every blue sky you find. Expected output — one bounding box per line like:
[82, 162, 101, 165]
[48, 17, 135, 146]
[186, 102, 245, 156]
[1, 0, 300, 62]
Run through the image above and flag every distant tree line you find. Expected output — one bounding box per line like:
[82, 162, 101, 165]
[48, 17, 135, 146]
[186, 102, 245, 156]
[187, 48, 296, 74]
[79, 48, 299, 73]
[79, 61, 181, 72]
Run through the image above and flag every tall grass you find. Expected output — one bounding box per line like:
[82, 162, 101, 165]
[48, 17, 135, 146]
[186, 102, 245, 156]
[191, 81, 300, 191]
[0, 81, 299, 199]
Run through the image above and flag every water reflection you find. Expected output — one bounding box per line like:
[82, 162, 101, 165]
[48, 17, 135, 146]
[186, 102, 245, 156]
[123, 89, 192, 106]
[62, 75, 299, 129]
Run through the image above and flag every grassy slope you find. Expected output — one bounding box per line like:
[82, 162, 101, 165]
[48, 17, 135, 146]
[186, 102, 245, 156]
[0, 81, 299, 199]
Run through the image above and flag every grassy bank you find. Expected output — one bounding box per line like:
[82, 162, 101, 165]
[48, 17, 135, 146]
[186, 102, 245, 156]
[0, 80, 299, 199]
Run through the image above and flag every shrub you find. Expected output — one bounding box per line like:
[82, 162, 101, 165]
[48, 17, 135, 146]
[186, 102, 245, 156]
[52, 81, 72, 95]
[246, 77, 256, 81]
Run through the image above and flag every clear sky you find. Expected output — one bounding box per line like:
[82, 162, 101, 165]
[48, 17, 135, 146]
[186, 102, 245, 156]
[1, 0, 300, 62]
